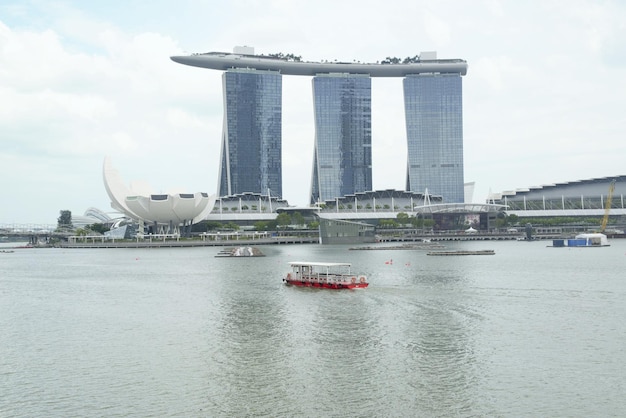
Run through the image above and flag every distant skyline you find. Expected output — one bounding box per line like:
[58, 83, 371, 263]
[1, 0, 625, 224]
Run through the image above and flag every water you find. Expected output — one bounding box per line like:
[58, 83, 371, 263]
[2, 240, 626, 417]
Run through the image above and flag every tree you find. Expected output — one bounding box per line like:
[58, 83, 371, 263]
[276, 212, 291, 228]
[57, 210, 73, 230]
[410, 216, 424, 228]
[254, 221, 269, 231]
[223, 222, 240, 231]
[292, 212, 305, 226]
[88, 223, 110, 234]
[396, 212, 410, 225]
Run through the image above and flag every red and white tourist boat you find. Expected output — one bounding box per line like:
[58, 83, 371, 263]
[283, 261, 369, 289]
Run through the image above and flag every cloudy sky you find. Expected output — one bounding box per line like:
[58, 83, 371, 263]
[1, 0, 625, 225]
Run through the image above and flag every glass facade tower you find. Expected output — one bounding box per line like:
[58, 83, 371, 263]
[310, 74, 372, 204]
[404, 73, 464, 203]
[218, 69, 282, 197]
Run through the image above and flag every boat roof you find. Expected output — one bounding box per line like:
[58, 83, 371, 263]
[288, 261, 352, 267]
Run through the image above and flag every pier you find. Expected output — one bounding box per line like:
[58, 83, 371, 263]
[56, 236, 318, 248]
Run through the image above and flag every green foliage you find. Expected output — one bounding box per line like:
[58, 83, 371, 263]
[206, 221, 222, 230]
[410, 216, 424, 227]
[423, 219, 435, 228]
[254, 221, 269, 231]
[191, 221, 223, 232]
[291, 212, 305, 226]
[276, 212, 291, 227]
[396, 212, 410, 223]
[223, 222, 240, 230]
[381, 55, 421, 64]
[267, 52, 302, 62]
[57, 210, 73, 230]
[521, 217, 598, 226]
[88, 223, 110, 234]
[74, 228, 88, 236]
[378, 219, 399, 228]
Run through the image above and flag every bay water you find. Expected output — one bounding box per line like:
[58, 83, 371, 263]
[1, 239, 625, 417]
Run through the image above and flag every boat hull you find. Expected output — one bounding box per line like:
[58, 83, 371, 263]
[283, 279, 368, 289]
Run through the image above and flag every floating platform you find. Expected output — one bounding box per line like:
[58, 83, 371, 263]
[350, 243, 445, 250]
[550, 233, 609, 248]
[427, 250, 495, 256]
[215, 246, 265, 257]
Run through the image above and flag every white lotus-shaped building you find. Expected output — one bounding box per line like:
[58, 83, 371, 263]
[103, 157, 215, 231]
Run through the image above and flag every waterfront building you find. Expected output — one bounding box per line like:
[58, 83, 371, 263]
[219, 68, 282, 198]
[310, 74, 372, 203]
[489, 176, 626, 218]
[171, 47, 468, 207]
[102, 157, 215, 234]
[404, 72, 464, 203]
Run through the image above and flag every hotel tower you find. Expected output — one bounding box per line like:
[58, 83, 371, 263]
[171, 47, 468, 204]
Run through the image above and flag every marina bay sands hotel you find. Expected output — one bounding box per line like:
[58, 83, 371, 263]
[171, 46, 468, 205]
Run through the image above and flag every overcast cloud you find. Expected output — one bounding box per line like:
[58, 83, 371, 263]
[1, 0, 625, 225]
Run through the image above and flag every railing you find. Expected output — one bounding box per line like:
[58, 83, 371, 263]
[0, 224, 57, 234]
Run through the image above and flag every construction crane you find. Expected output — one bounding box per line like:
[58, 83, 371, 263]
[600, 179, 616, 233]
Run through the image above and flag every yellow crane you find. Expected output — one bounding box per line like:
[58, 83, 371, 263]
[600, 179, 616, 233]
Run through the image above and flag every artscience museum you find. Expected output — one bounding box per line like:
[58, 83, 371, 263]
[103, 157, 216, 235]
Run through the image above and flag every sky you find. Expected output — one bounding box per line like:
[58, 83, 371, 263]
[1, 0, 625, 226]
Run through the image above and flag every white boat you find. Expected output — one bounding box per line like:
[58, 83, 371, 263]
[283, 261, 368, 289]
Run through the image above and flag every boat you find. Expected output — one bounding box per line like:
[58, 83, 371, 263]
[283, 261, 368, 289]
[215, 246, 264, 257]
[551, 233, 610, 247]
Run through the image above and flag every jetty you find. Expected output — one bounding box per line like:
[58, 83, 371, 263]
[427, 249, 495, 256]
[350, 243, 445, 250]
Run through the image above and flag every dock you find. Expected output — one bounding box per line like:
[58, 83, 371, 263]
[350, 243, 446, 250]
[427, 249, 495, 256]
